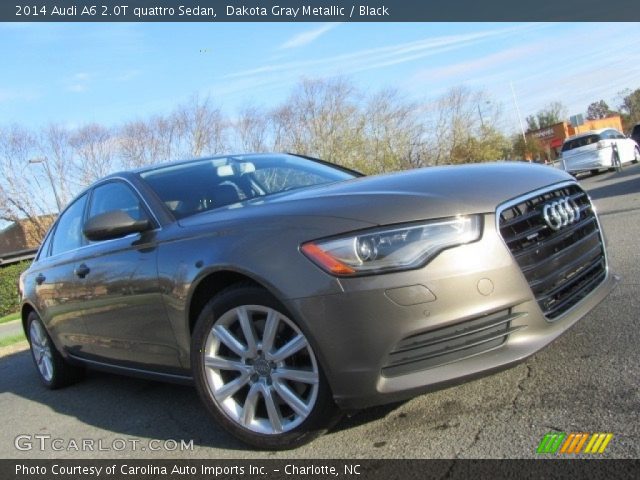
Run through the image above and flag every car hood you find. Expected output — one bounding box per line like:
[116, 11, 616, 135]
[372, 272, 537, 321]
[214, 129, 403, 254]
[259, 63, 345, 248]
[180, 162, 573, 227]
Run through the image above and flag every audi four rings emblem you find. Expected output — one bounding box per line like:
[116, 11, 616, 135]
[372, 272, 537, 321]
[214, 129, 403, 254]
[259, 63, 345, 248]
[542, 197, 581, 231]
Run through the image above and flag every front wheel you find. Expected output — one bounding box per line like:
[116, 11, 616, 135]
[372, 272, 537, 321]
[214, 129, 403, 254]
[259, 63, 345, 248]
[191, 284, 340, 449]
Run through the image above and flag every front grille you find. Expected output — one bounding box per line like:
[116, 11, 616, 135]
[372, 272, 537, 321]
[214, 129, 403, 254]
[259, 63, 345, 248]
[382, 309, 525, 377]
[499, 184, 606, 319]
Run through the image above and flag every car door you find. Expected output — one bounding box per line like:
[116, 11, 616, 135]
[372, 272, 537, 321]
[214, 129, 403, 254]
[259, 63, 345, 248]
[31, 193, 94, 356]
[76, 180, 182, 370]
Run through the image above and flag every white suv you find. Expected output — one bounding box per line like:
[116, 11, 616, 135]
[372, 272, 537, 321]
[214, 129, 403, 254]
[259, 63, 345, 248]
[560, 128, 639, 175]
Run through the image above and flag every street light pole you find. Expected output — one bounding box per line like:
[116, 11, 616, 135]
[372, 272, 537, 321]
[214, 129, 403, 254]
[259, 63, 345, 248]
[510, 82, 527, 146]
[28, 157, 62, 213]
[477, 104, 485, 129]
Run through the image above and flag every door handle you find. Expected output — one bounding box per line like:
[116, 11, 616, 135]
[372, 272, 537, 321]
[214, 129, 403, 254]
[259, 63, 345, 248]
[35, 273, 46, 285]
[74, 264, 91, 278]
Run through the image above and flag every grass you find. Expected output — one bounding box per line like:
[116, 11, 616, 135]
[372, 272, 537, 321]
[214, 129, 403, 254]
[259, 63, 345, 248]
[0, 312, 20, 324]
[0, 332, 26, 348]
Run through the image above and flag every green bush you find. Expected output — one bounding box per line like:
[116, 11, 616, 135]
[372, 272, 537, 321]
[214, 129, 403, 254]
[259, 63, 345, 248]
[0, 261, 30, 317]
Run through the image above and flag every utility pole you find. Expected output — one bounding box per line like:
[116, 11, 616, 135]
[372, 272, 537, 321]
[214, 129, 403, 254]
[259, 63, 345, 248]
[28, 157, 62, 213]
[510, 82, 527, 146]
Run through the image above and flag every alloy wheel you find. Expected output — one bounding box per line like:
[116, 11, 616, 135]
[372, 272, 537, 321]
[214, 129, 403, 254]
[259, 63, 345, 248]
[202, 305, 320, 435]
[29, 320, 54, 382]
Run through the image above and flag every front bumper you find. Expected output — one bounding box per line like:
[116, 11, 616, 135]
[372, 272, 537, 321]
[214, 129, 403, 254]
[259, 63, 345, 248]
[286, 213, 618, 409]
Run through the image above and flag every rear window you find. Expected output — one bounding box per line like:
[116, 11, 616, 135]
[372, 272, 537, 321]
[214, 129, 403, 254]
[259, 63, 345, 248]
[562, 134, 600, 152]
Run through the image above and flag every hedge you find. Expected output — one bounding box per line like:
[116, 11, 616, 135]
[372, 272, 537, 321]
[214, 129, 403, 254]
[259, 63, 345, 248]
[0, 261, 30, 318]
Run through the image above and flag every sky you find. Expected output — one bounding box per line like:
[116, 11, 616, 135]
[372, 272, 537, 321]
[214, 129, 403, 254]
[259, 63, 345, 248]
[1, 22, 640, 135]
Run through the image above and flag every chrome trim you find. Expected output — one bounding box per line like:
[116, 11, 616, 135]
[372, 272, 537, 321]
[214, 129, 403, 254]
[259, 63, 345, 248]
[542, 196, 581, 231]
[494, 180, 610, 320]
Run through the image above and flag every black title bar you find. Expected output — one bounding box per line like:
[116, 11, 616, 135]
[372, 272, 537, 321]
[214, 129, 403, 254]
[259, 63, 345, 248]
[3, 459, 640, 480]
[2, 0, 640, 22]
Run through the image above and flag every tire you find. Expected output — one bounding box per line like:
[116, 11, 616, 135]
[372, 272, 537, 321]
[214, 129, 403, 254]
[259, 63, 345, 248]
[633, 147, 639, 164]
[27, 312, 84, 389]
[191, 284, 341, 449]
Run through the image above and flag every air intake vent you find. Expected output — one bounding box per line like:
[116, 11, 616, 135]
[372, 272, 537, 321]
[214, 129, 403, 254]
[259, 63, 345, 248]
[382, 309, 524, 377]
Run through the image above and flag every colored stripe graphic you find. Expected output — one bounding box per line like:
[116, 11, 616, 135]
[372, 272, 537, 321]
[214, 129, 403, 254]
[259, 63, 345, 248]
[560, 433, 589, 454]
[584, 433, 613, 454]
[537, 432, 613, 454]
[537, 432, 566, 454]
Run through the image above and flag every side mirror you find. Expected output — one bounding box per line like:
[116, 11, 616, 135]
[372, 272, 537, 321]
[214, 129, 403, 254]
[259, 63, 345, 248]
[84, 210, 151, 241]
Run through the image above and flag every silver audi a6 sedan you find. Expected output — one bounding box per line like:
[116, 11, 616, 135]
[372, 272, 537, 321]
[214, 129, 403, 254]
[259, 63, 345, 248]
[19, 153, 617, 449]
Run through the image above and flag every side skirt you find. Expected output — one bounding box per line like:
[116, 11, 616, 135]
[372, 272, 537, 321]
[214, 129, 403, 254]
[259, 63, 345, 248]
[67, 353, 194, 386]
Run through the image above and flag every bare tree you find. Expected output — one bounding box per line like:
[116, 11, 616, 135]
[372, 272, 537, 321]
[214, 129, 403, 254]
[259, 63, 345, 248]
[271, 78, 364, 169]
[535, 101, 567, 129]
[118, 113, 184, 168]
[0, 78, 518, 247]
[175, 95, 228, 157]
[363, 89, 426, 172]
[37, 124, 76, 208]
[424, 87, 508, 165]
[70, 124, 117, 185]
[0, 126, 54, 240]
[234, 105, 270, 153]
[428, 86, 478, 165]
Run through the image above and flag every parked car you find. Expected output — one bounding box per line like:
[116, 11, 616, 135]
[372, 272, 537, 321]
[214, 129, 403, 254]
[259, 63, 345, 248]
[19, 153, 617, 449]
[560, 128, 639, 175]
[631, 122, 640, 146]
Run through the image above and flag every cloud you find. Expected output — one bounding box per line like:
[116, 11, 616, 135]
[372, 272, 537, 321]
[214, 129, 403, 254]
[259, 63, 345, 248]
[228, 23, 541, 81]
[212, 24, 543, 99]
[279, 23, 339, 49]
[67, 84, 88, 93]
[0, 87, 40, 102]
[115, 69, 142, 82]
[66, 72, 92, 93]
[410, 43, 545, 84]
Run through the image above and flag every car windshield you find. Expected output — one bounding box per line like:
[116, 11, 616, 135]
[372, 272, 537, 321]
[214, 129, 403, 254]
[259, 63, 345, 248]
[561, 134, 600, 152]
[140, 154, 357, 219]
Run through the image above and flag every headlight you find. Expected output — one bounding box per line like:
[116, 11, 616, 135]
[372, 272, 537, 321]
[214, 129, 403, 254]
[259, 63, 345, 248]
[301, 215, 482, 276]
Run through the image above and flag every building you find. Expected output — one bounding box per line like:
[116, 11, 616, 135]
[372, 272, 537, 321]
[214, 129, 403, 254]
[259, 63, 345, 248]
[0, 215, 55, 266]
[526, 115, 624, 162]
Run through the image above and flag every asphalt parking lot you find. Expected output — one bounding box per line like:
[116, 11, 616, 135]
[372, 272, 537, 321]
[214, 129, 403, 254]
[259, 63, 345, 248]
[1, 163, 639, 459]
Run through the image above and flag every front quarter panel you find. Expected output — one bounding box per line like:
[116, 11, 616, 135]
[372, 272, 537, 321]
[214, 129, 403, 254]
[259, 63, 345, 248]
[156, 215, 376, 367]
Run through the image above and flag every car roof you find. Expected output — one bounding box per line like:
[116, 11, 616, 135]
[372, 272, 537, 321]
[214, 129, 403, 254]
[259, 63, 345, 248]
[563, 128, 619, 143]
